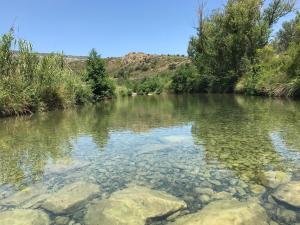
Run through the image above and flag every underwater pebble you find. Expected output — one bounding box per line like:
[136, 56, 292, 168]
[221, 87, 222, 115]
[198, 194, 210, 203]
[194, 187, 214, 196]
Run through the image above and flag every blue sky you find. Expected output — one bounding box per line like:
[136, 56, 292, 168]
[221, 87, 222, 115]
[0, 0, 299, 57]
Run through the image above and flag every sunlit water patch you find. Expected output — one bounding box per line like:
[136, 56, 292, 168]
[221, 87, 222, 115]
[0, 94, 300, 224]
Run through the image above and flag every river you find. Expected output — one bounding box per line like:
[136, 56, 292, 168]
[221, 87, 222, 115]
[0, 94, 300, 224]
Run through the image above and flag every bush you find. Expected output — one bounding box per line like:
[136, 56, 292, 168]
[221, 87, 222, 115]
[135, 63, 150, 72]
[170, 64, 201, 93]
[116, 86, 133, 97]
[133, 77, 163, 95]
[168, 64, 177, 70]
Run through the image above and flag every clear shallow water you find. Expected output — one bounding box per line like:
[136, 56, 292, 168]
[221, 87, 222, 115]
[0, 94, 300, 224]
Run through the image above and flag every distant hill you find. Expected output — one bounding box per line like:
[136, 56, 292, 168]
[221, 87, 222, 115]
[67, 52, 190, 79]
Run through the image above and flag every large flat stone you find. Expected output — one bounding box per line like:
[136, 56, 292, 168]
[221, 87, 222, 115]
[0, 209, 50, 225]
[85, 185, 187, 225]
[272, 181, 300, 208]
[41, 181, 100, 215]
[169, 199, 269, 225]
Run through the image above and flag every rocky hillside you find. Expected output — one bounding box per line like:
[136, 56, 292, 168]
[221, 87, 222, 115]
[106, 52, 189, 79]
[67, 52, 190, 79]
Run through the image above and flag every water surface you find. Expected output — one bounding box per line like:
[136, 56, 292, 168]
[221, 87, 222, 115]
[1, 94, 300, 224]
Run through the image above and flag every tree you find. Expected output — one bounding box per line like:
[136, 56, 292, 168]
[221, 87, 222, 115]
[86, 49, 115, 100]
[275, 12, 300, 51]
[188, 0, 295, 92]
[263, 0, 295, 26]
[236, 12, 300, 97]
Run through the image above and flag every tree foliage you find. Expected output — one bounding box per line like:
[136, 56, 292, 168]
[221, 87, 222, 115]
[86, 49, 115, 100]
[237, 13, 300, 96]
[188, 0, 295, 93]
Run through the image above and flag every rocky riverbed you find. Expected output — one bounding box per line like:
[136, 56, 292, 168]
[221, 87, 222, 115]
[0, 177, 300, 225]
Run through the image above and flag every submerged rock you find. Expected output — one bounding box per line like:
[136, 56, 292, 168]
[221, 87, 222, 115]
[211, 191, 233, 200]
[0, 209, 50, 225]
[0, 184, 48, 208]
[84, 185, 187, 225]
[198, 194, 210, 203]
[276, 208, 296, 224]
[250, 184, 266, 195]
[272, 181, 300, 208]
[44, 158, 89, 175]
[55, 216, 71, 225]
[194, 187, 214, 196]
[169, 199, 269, 225]
[42, 181, 100, 215]
[137, 143, 172, 156]
[259, 171, 291, 188]
[162, 135, 192, 143]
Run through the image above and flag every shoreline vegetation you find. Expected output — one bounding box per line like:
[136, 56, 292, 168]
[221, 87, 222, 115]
[0, 30, 115, 117]
[0, 0, 299, 117]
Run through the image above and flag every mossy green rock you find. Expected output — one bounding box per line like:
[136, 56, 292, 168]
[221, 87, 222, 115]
[260, 171, 291, 188]
[0, 209, 50, 225]
[272, 181, 300, 208]
[84, 186, 187, 225]
[169, 199, 269, 225]
[42, 181, 100, 214]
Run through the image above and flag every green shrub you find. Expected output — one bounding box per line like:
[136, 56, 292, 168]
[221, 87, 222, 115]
[170, 64, 201, 93]
[116, 86, 133, 97]
[168, 64, 177, 70]
[133, 77, 163, 95]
